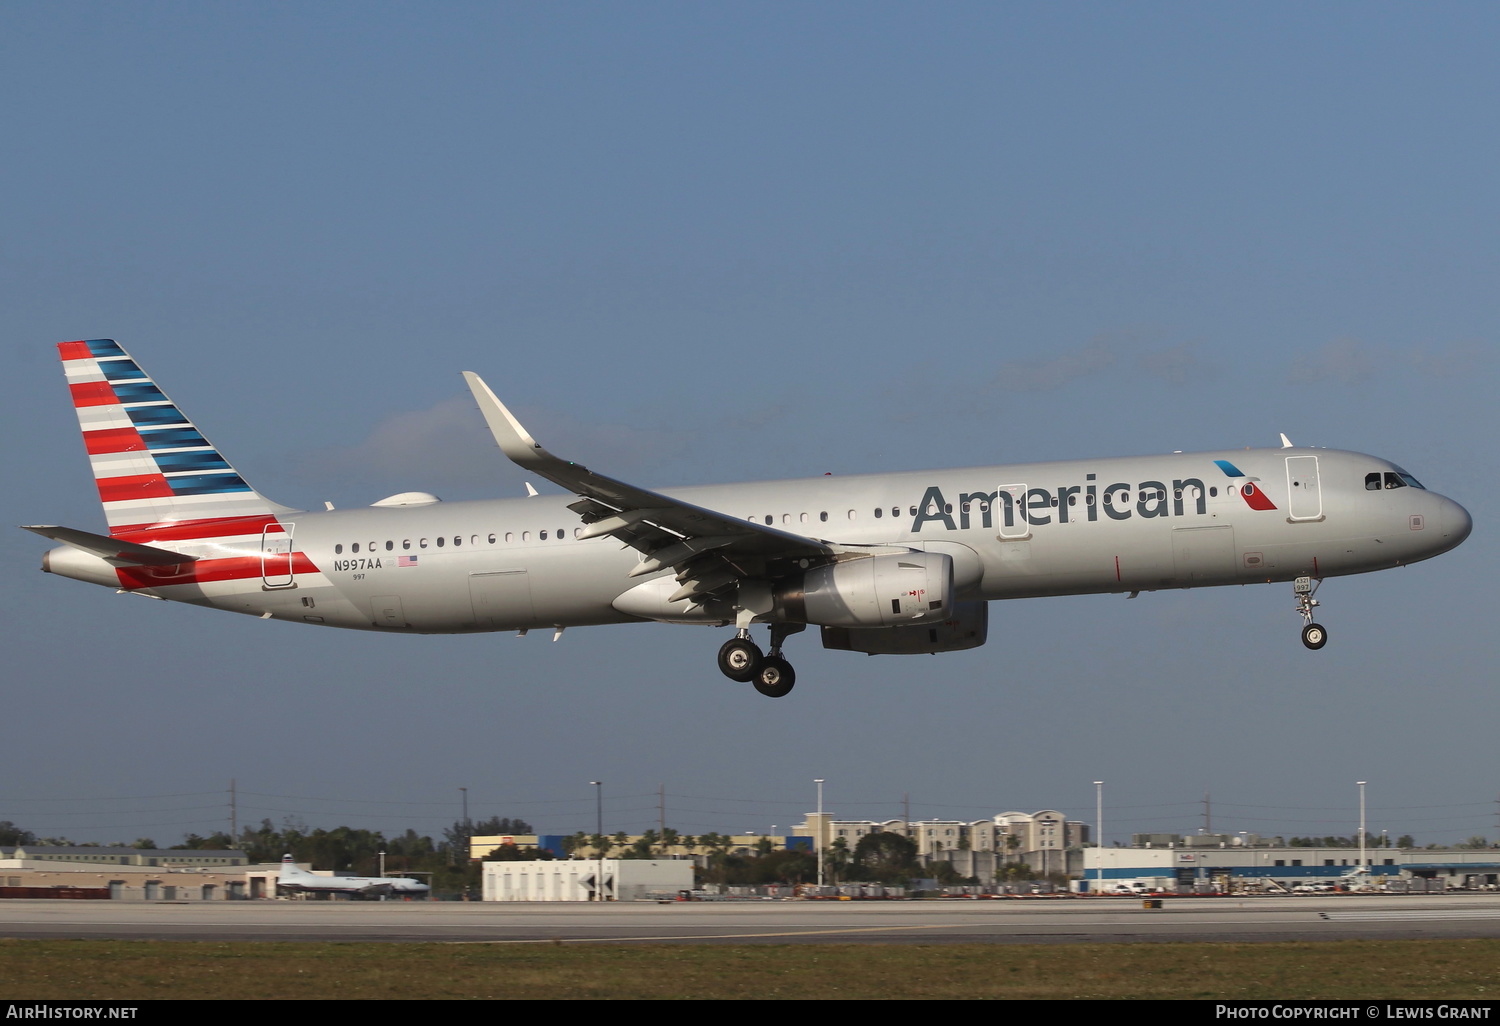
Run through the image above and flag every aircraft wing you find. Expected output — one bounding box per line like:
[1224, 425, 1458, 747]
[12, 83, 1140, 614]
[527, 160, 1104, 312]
[464, 373, 833, 602]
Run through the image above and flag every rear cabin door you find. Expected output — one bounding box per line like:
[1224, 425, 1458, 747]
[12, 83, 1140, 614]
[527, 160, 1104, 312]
[260, 524, 294, 588]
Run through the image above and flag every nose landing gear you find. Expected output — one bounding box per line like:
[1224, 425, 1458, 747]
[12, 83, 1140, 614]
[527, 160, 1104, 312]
[1295, 576, 1327, 650]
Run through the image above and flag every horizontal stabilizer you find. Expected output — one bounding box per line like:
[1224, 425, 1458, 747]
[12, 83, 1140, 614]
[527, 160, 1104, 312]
[20, 525, 198, 566]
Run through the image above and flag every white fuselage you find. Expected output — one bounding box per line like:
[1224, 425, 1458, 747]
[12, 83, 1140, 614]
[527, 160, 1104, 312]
[45, 446, 1471, 635]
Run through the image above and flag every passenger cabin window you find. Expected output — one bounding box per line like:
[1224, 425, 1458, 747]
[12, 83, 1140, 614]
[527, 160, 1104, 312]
[436, 537, 445, 547]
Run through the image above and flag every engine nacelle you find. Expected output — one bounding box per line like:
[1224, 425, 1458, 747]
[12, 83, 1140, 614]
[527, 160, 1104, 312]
[779, 551, 954, 628]
[820, 600, 989, 655]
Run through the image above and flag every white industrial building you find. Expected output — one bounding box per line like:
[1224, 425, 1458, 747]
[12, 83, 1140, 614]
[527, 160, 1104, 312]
[481, 859, 693, 901]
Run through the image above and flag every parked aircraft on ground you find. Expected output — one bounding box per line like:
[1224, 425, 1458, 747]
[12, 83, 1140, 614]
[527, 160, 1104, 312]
[276, 854, 429, 898]
[26, 340, 1472, 697]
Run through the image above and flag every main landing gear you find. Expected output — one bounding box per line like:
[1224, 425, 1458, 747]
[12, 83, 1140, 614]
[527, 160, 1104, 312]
[716, 625, 802, 698]
[1295, 576, 1328, 650]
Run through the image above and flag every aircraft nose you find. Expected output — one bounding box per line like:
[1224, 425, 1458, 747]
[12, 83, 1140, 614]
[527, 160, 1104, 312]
[1440, 495, 1473, 548]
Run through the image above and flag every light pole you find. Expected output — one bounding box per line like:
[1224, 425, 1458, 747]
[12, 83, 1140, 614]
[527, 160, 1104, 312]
[1358, 781, 1368, 881]
[458, 786, 469, 870]
[591, 781, 603, 902]
[815, 778, 825, 888]
[1094, 781, 1104, 892]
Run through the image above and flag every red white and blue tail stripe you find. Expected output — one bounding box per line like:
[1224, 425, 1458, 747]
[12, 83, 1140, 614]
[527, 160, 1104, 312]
[58, 339, 290, 535]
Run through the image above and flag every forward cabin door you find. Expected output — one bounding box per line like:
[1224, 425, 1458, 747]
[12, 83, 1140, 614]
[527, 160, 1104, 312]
[1285, 456, 1323, 522]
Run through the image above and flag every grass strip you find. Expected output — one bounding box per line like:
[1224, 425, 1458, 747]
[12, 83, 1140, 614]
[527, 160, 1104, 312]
[2, 937, 1499, 1000]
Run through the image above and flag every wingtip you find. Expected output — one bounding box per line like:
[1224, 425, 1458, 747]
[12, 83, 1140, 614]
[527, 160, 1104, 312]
[462, 370, 551, 464]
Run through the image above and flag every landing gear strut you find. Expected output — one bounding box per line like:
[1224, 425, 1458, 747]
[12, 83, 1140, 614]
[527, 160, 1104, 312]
[1295, 576, 1328, 650]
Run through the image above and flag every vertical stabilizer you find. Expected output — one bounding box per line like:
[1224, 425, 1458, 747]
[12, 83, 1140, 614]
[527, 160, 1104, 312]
[57, 340, 290, 535]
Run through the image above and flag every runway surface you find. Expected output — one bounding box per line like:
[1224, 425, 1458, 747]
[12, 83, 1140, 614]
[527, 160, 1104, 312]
[3, 894, 1500, 944]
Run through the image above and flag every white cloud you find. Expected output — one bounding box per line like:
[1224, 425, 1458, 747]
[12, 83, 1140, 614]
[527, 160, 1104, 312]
[1287, 337, 1487, 385]
[994, 339, 1116, 392]
[293, 393, 690, 500]
[1288, 337, 1375, 385]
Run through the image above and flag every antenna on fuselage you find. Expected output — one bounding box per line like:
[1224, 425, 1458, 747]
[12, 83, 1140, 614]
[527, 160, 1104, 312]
[1279, 433, 1294, 448]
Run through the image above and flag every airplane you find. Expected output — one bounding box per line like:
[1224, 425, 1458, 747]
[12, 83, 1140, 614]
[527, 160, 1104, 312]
[276, 854, 430, 898]
[25, 339, 1472, 698]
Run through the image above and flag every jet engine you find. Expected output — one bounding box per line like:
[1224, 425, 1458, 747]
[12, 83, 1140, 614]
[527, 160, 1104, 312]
[777, 551, 954, 628]
[820, 600, 989, 655]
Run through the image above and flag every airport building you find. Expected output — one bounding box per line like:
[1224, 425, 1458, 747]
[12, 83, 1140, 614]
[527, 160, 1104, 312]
[1078, 844, 1500, 892]
[481, 859, 693, 901]
[0, 845, 264, 900]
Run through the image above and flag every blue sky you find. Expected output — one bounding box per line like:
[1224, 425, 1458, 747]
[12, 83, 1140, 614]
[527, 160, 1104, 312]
[2, 2, 1496, 847]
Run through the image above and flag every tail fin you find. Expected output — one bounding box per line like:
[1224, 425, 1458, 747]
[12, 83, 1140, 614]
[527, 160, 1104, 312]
[57, 340, 291, 535]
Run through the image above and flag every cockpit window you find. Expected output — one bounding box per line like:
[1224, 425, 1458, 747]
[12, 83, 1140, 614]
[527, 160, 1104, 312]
[1371, 469, 1425, 491]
